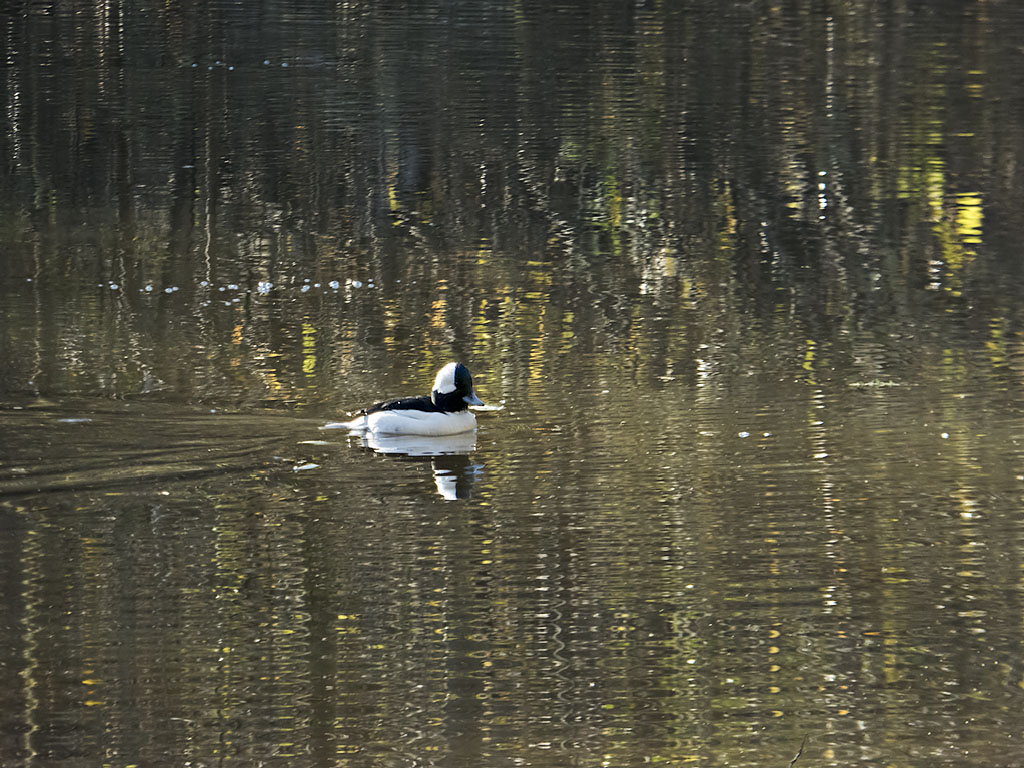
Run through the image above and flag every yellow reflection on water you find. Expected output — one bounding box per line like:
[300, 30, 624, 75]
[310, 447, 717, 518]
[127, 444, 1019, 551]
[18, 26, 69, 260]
[955, 192, 984, 245]
[302, 321, 317, 375]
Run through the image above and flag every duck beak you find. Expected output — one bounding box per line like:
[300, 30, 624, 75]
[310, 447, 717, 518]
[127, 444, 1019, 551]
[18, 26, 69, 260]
[464, 391, 485, 407]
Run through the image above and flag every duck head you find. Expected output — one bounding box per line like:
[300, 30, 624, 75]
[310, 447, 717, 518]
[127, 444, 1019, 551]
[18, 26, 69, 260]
[431, 362, 485, 411]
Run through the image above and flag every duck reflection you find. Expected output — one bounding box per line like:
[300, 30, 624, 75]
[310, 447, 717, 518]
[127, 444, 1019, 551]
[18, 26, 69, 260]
[354, 431, 484, 500]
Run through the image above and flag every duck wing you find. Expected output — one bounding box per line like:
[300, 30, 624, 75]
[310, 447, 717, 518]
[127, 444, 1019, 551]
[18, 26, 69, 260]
[365, 395, 442, 414]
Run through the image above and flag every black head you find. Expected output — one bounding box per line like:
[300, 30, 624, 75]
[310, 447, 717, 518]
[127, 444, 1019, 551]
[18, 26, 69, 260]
[431, 362, 485, 412]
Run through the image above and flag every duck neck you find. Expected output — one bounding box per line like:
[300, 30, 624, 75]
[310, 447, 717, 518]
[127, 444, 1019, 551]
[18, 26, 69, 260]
[432, 390, 469, 412]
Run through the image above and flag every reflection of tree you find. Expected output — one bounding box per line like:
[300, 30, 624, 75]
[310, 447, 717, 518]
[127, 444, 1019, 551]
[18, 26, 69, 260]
[2, 0, 1016, 402]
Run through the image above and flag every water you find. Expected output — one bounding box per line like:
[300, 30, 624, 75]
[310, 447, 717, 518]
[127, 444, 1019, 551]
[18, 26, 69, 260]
[4, 1, 1024, 766]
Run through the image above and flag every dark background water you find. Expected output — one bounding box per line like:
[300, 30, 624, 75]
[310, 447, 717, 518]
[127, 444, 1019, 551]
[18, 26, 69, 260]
[4, 1, 1024, 766]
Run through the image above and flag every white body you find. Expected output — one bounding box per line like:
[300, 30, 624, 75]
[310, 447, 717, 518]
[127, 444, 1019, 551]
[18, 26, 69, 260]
[336, 409, 477, 436]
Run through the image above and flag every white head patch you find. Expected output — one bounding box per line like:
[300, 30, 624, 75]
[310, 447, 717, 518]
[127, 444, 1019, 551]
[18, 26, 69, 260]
[432, 362, 458, 394]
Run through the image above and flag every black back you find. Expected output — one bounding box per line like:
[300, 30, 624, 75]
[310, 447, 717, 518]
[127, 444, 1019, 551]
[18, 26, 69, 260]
[365, 395, 445, 415]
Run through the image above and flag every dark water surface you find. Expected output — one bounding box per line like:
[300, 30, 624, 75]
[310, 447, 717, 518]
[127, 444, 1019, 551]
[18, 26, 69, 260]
[5, 1, 1024, 766]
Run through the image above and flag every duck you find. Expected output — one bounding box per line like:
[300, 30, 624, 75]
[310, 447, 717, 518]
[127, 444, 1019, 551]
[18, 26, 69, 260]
[336, 362, 485, 436]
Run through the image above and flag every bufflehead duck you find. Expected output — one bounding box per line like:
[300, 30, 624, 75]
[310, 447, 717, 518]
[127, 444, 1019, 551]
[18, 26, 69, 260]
[337, 362, 485, 436]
